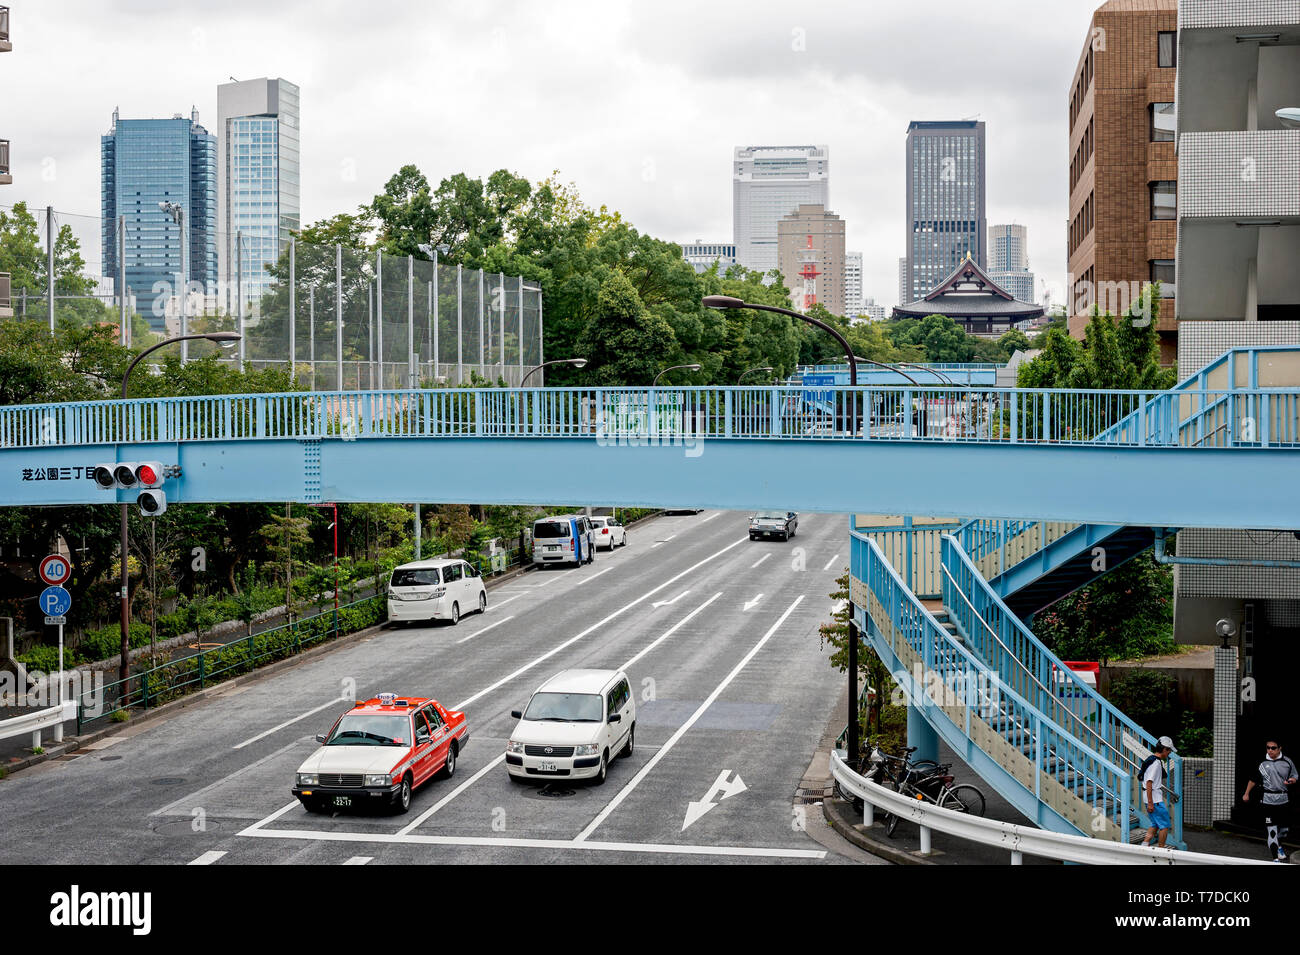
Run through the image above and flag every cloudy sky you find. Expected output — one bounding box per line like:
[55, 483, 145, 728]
[4, 0, 1105, 309]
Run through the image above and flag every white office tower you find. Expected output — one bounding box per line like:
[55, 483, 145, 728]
[844, 251, 864, 316]
[216, 77, 300, 313]
[988, 223, 1037, 303]
[733, 145, 829, 274]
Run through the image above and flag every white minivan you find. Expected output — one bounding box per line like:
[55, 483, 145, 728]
[386, 558, 486, 626]
[505, 669, 635, 785]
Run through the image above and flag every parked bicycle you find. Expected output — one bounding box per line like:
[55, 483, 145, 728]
[866, 746, 987, 836]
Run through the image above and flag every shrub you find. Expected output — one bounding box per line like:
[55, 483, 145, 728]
[109, 709, 129, 723]
[1107, 669, 1177, 731]
[16, 644, 80, 671]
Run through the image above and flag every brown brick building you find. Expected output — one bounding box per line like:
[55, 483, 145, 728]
[777, 204, 846, 317]
[1067, 0, 1178, 363]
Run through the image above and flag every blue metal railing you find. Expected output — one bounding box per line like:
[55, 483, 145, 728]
[852, 528, 1133, 840]
[852, 517, 964, 599]
[3, 383, 1298, 451]
[940, 534, 1182, 844]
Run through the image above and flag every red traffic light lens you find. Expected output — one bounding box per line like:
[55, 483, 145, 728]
[136, 464, 158, 485]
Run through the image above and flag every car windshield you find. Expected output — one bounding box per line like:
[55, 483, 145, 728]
[391, 568, 440, 587]
[523, 692, 603, 722]
[754, 512, 787, 520]
[533, 522, 571, 539]
[326, 714, 410, 746]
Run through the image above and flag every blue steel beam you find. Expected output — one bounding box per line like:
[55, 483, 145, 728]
[3, 436, 1299, 530]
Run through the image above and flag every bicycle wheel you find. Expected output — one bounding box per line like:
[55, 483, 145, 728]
[939, 783, 986, 817]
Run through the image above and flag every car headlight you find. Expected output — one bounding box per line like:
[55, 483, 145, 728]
[506, 740, 526, 755]
[573, 744, 599, 757]
[364, 774, 392, 787]
[297, 773, 318, 786]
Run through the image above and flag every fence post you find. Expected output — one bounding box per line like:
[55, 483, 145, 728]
[198, 653, 206, 690]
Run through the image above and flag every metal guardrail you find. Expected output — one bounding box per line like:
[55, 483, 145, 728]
[3, 384, 1298, 451]
[830, 751, 1265, 865]
[0, 700, 76, 748]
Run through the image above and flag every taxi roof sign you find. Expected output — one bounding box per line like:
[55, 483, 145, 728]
[377, 692, 396, 706]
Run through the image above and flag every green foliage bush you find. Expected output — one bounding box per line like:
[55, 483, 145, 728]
[1107, 669, 1178, 732]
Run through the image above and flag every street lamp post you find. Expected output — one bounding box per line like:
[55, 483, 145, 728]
[737, 365, 774, 385]
[652, 363, 701, 387]
[520, 357, 587, 387]
[118, 332, 240, 689]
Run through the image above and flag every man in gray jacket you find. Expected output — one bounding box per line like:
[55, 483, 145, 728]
[1243, 739, 1298, 862]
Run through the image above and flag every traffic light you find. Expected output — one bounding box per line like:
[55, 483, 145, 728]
[91, 460, 170, 515]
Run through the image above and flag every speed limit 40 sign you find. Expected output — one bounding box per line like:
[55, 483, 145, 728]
[39, 554, 72, 586]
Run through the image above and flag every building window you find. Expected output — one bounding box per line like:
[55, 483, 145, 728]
[1158, 32, 1176, 68]
[1150, 260, 1176, 297]
[1149, 103, 1175, 142]
[1149, 181, 1177, 220]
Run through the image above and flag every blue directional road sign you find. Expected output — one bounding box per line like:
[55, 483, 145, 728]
[802, 373, 835, 406]
[40, 585, 71, 618]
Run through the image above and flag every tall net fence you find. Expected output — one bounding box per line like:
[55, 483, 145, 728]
[0, 202, 544, 390]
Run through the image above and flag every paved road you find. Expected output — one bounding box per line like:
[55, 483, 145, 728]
[0, 511, 880, 865]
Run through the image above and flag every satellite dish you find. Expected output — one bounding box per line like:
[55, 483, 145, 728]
[1276, 107, 1300, 128]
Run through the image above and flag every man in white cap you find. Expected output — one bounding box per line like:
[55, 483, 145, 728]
[1140, 736, 1175, 848]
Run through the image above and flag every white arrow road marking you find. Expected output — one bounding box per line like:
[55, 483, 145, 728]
[188, 850, 226, 865]
[652, 590, 690, 608]
[743, 594, 764, 611]
[575, 595, 803, 843]
[750, 553, 771, 569]
[822, 553, 842, 572]
[682, 770, 749, 830]
[455, 615, 516, 645]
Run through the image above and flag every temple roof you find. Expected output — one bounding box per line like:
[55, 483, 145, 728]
[893, 255, 1044, 320]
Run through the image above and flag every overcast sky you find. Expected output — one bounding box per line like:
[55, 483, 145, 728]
[4, 0, 1105, 309]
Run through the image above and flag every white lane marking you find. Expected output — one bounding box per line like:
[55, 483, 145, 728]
[619, 593, 723, 671]
[238, 539, 749, 838]
[447, 537, 748, 712]
[822, 553, 842, 572]
[742, 594, 764, 611]
[572, 567, 612, 587]
[407, 594, 721, 832]
[236, 827, 824, 860]
[455, 615, 516, 645]
[651, 590, 690, 608]
[155, 735, 314, 816]
[396, 753, 506, 835]
[486, 592, 527, 608]
[650, 534, 677, 548]
[233, 696, 350, 750]
[188, 850, 227, 865]
[343, 856, 372, 865]
[522, 574, 562, 588]
[241, 799, 304, 834]
[698, 512, 720, 523]
[575, 595, 805, 843]
[750, 553, 771, 569]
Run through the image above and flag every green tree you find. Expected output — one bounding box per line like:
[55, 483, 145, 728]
[580, 271, 677, 385]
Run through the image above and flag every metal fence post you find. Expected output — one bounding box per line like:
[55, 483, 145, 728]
[336, 244, 344, 391]
[289, 239, 296, 383]
[376, 250, 384, 390]
[408, 255, 415, 388]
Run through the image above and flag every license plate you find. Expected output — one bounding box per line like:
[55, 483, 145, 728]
[333, 796, 352, 807]
[537, 761, 558, 772]
[545, 545, 559, 552]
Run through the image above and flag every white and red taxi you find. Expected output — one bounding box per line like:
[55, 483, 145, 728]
[293, 693, 469, 814]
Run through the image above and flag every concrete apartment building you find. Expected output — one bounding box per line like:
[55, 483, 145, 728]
[680, 241, 736, 274]
[844, 251, 864, 317]
[733, 145, 829, 275]
[1067, 0, 1178, 362]
[1172, 0, 1300, 827]
[777, 204, 846, 317]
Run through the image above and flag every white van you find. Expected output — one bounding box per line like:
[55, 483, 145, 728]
[505, 669, 635, 785]
[386, 558, 486, 626]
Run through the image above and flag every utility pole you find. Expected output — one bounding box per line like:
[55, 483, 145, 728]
[118, 215, 127, 346]
[288, 239, 296, 383]
[236, 230, 244, 372]
[46, 206, 54, 335]
[335, 244, 343, 390]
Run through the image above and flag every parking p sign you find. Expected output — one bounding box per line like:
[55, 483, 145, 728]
[39, 554, 72, 586]
[40, 585, 71, 619]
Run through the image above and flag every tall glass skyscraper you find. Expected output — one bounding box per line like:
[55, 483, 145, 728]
[216, 78, 300, 312]
[733, 145, 829, 275]
[902, 121, 986, 303]
[101, 109, 217, 329]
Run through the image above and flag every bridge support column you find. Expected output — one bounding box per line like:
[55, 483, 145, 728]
[907, 703, 938, 765]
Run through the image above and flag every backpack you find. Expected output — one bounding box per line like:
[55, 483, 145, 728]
[1140, 754, 1164, 788]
